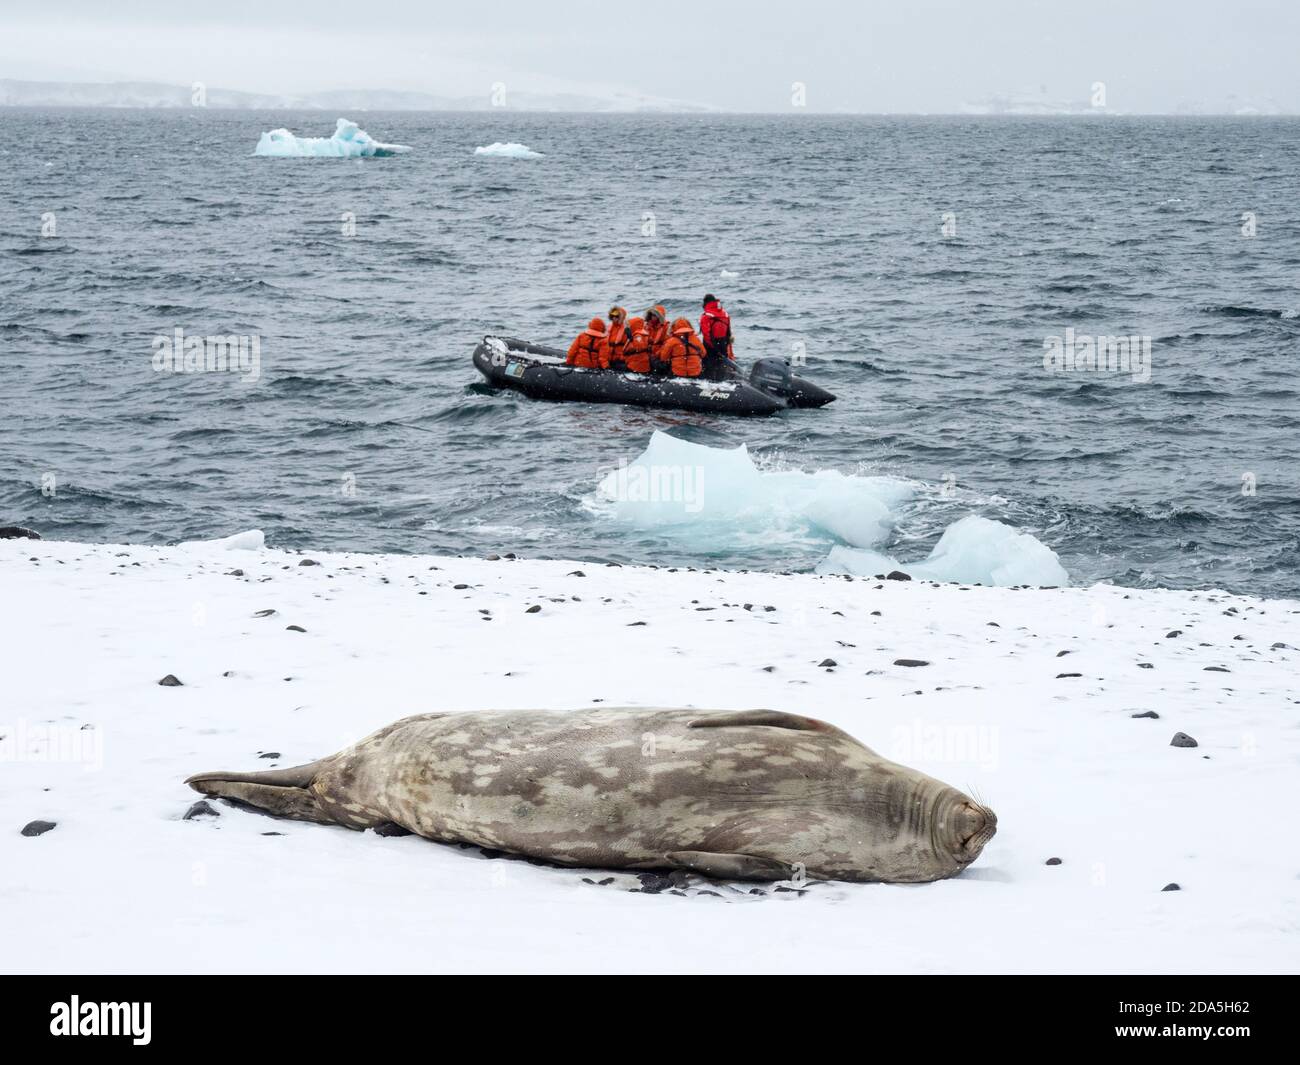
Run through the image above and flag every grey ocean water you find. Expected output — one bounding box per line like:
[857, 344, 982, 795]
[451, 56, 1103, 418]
[1, 110, 1297, 595]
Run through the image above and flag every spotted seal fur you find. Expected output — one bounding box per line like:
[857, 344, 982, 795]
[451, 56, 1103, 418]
[186, 708, 996, 883]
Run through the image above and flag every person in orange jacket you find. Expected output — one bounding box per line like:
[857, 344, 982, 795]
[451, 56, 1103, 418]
[661, 317, 706, 377]
[603, 306, 631, 369]
[622, 316, 652, 373]
[567, 317, 608, 369]
[644, 305, 670, 373]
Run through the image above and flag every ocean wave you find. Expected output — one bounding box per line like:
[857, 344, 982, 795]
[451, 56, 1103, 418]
[1200, 304, 1297, 320]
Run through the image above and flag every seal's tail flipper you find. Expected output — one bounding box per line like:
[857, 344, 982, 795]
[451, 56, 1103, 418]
[185, 759, 335, 824]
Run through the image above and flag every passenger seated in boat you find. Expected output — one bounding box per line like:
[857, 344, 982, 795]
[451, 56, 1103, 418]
[623, 316, 653, 373]
[604, 306, 631, 369]
[566, 318, 608, 368]
[661, 317, 706, 378]
[644, 305, 670, 373]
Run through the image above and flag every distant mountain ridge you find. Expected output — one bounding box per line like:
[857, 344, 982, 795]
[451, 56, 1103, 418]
[0, 78, 718, 113]
[960, 87, 1288, 117]
[5, 78, 1290, 116]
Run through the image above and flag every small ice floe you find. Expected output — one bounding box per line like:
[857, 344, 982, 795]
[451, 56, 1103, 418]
[177, 529, 266, 551]
[719, 269, 739, 279]
[474, 142, 544, 159]
[818, 515, 1069, 587]
[254, 118, 411, 157]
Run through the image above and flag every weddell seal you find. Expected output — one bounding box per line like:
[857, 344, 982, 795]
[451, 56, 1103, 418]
[186, 708, 996, 883]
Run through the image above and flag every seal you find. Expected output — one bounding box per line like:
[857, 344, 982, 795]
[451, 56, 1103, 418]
[186, 708, 996, 883]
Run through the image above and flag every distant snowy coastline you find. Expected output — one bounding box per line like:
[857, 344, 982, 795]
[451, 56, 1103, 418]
[0, 78, 718, 113]
[2, 533, 1296, 973]
[1, 79, 1290, 115]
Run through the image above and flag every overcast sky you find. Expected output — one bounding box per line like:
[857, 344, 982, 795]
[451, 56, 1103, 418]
[3, 0, 1297, 112]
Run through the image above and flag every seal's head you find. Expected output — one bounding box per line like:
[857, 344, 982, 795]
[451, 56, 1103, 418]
[932, 789, 998, 877]
[863, 775, 998, 882]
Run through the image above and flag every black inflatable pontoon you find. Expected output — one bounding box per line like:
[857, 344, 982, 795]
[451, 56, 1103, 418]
[472, 336, 835, 416]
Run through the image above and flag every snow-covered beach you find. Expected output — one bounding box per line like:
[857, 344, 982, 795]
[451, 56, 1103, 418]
[3, 535, 1296, 974]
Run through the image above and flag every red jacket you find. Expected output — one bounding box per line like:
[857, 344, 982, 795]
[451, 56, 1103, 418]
[699, 299, 733, 359]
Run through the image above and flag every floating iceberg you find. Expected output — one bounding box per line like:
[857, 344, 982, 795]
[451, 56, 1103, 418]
[817, 515, 1070, 587]
[254, 118, 411, 158]
[474, 142, 544, 159]
[597, 433, 1068, 587]
[594, 431, 908, 549]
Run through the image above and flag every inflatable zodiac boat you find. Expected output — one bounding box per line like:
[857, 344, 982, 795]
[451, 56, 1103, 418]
[472, 336, 835, 416]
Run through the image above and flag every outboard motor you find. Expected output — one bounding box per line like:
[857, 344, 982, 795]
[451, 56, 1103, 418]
[749, 357, 794, 398]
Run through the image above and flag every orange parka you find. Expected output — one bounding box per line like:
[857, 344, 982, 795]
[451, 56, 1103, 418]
[567, 318, 608, 369]
[622, 316, 652, 373]
[604, 306, 631, 368]
[644, 306, 670, 370]
[661, 317, 706, 377]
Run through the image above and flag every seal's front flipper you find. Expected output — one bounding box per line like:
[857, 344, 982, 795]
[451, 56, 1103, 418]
[687, 710, 843, 735]
[665, 850, 796, 881]
[185, 761, 334, 825]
